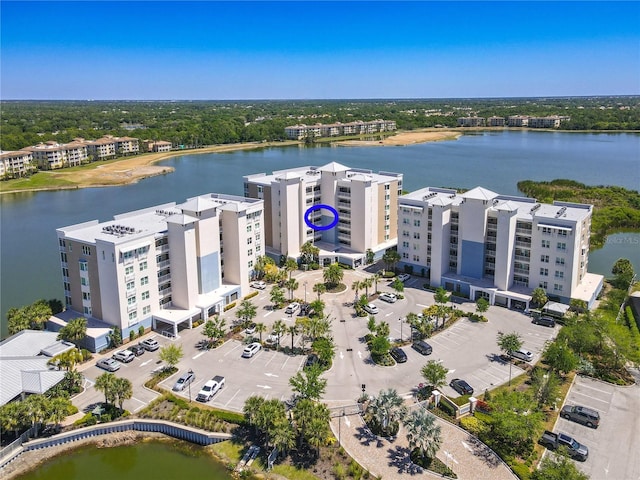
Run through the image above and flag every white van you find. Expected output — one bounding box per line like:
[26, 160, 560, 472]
[509, 348, 533, 362]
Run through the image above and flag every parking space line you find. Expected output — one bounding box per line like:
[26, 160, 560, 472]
[192, 351, 206, 360]
[223, 343, 242, 357]
[570, 391, 611, 404]
[263, 311, 274, 317]
[263, 352, 278, 367]
[280, 356, 291, 370]
[574, 383, 614, 396]
[223, 388, 241, 408]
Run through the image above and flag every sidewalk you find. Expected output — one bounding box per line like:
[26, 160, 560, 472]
[328, 403, 516, 480]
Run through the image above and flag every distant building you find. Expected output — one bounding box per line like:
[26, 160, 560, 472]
[488, 116, 506, 127]
[507, 115, 530, 127]
[143, 140, 172, 153]
[26, 140, 88, 170]
[0, 149, 36, 178]
[0, 330, 73, 406]
[528, 116, 567, 128]
[457, 117, 486, 127]
[85, 135, 139, 160]
[56, 193, 264, 349]
[244, 162, 402, 266]
[397, 186, 602, 309]
[284, 120, 396, 140]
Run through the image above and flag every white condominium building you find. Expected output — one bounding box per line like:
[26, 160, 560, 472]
[26, 140, 88, 169]
[244, 162, 402, 266]
[0, 150, 36, 178]
[398, 186, 603, 309]
[56, 193, 264, 349]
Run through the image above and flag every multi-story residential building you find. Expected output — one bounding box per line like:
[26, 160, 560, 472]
[85, 136, 117, 160]
[457, 117, 486, 127]
[397, 186, 603, 309]
[114, 136, 140, 155]
[488, 116, 506, 127]
[528, 116, 568, 128]
[143, 140, 172, 152]
[507, 115, 530, 127]
[55, 193, 264, 350]
[0, 150, 36, 178]
[284, 120, 396, 140]
[244, 162, 402, 266]
[26, 140, 88, 170]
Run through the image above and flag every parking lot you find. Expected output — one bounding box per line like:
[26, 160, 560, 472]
[554, 372, 640, 480]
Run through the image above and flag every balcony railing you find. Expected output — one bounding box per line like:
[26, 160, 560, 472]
[516, 228, 532, 235]
[515, 241, 532, 247]
[514, 255, 530, 262]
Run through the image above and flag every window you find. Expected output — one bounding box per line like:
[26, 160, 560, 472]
[542, 240, 550, 248]
[79, 261, 88, 271]
[558, 230, 568, 237]
[540, 255, 549, 263]
[128, 311, 137, 321]
[413, 255, 420, 262]
[555, 271, 564, 279]
[557, 242, 566, 251]
[143, 305, 151, 315]
[128, 296, 136, 305]
[413, 232, 420, 239]
[123, 250, 134, 261]
[247, 225, 252, 232]
[61, 252, 67, 263]
[256, 245, 261, 252]
[556, 257, 565, 266]
[82, 245, 91, 255]
[384, 225, 389, 231]
[385, 184, 390, 190]
[126, 281, 135, 290]
[81, 277, 87, 286]
[554, 284, 563, 292]
[125, 266, 134, 275]
[402, 241, 409, 248]
[140, 276, 149, 286]
[385, 194, 390, 200]
[140, 261, 147, 271]
[539, 281, 548, 289]
[540, 268, 548, 276]
[385, 214, 390, 220]
[248, 260, 254, 268]
[385, 204, 390, 211]
[142, 291, 150, 300]
[84, 306, 92, 315]
[403, 218, 410, 225]
[413, 243, 419, 250]
[414, 220, 421, 227]
[82, 292, 91, 300]
[402, 230, 409, 237]
[247, 237, 253, 244]
[248, 249, 253, 256]
[402, 252, 409, 259]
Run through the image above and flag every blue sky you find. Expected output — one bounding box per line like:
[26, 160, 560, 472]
[1, 1, 638, 99]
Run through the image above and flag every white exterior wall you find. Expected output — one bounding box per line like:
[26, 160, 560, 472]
[494, 210, 518, 290]
[430, 204, 451, 286]
[167, 220, 199, 309]
[348, 179, 372, 252]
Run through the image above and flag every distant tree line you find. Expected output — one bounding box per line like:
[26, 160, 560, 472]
[1, 96, 638, 151]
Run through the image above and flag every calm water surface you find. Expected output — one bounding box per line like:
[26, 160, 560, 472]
[15, 441, 233, 480]
[1, 131, 639, 333]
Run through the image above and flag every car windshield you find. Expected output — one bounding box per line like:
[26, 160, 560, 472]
[203, 385, 212, 392]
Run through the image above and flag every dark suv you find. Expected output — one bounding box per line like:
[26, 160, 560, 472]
[532, 316, 556, 327]
[411, 340, 433, 356]
[561, 405, 600, 428]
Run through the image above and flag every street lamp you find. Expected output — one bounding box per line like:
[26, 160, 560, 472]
[303, 281, 308, 304]
[188, 369, 193, 402]
[399, 318, 403, 342]
[338, 409, 345, 447]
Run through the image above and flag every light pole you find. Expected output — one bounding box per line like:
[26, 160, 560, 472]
[188, 369, 193, 402]
[304, 281, 308, 304]
[399, 318, 403, 342]
[338, 409, 344, 447]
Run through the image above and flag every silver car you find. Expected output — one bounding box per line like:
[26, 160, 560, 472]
[172, 370, 195, 391]
[96, 357, 120, 372]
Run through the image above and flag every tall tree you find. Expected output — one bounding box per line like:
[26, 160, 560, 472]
[531, 287, 548, 308]
[434, 287, 451, 329]
[57, 317, 87, 346]
[403, 409, 442, 462]
[421, 360, 449, 390]
[47, 397, 72, 428]
[543, 340, 578, 376]
[112, 377, 133, 411]
[272, 319, 287, 350]
[202, 316, 227, 345]
[243, 395, 265, 433]
[270, 286, 286, 309]
[366, 388, 408, 437]
[497, 331, 523, 386]
[287, 324, 299, 351]
[284, 257, 298, 279]
[284, 278, 299, 300]
[236, 299, 257, 327]
[313, 282, 326, 300]
[531, 449, 589, 480]
[254, 322, 267, 342]
[7, 299, 52, 334]
[391, 277, 404, 295]
[612, 258, 634, 290]
[323, 263, 344, 288]
[289, 363, 327, 401]
[23, 394, 49, 437]
[95, 372, 117, 405]
[159, 344, 183, 369]
[300, 241, 319, 265]
[530, 368, 561, 408]
[476, 297, 489, 315]
[382, 250, 401, 272]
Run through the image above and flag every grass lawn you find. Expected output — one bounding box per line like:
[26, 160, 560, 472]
[0, 172, 77, 191]
[271, 464, 322, 480]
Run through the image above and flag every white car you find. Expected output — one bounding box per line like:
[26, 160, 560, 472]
[285, 302, 300, 315]
[397, 273, 411, 282]
[196, 376, 225, 402]
[245, 322, 257, 334]
[379, 292, 398, 303]
[265, 332, 279, 344]
[250, 281, 266, 290]
[364, 303, 379, 314]
[242, 342, 262, 358]
[112, 349, 135, 363]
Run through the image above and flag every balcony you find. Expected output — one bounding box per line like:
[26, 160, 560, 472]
[514, 268, 530, 275]
[514, 255, 530, 262]
[157, 260, 171, 269]
[156, 244, 170, 253]
[127, 303, 137, 313]
[515, 240, 532, 247]
[126, 288, 136, 298]
[516, 228, 532, 235]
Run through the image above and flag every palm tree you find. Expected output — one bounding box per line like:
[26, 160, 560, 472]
[47, 397, 72, 428]
[243, 395, 265, 433]
[323, 263, 344, 289]
[273, 319, 287, 350]
[270, 286, 286, 309]
[351, 280, 362, 300]
[434, 287, 450, 329]
[309, 299, 325, 319]
[57, 317, 87, 346]
[313, 283, 326, 300]
[307, 314, 330, 340]
[292, 398, 315, 442]
[373, 272, 382, 293]
[367, 388, 408, 436]
[270, 418, 296, 456]
[391, 278, 404, 296]
[23, 394, 49, 437]
[497, 331, 524, 386]
[382, 250, 401, 272]
[284, 257, 298, 279]
[306, 416, 331, 456]
[363, 277, 374, 298]
[284, 278, 299, 300]
[287, 324, 299, 351]
[403, 409, 442, 462]
[112, 377, 133, 411]
[254, 322, 267, 342]
[95, 372, 117, 405]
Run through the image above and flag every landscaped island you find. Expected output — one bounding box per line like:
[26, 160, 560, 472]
[517, 179, 640, 249]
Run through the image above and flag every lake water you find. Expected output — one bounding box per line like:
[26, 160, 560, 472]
[14, 440, 233, 480]
[1, 131, 639, 335]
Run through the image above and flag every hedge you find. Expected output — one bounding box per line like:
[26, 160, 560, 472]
[223, 302, 236, 312]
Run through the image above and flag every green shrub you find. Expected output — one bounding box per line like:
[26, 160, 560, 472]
[244, 291, 259, 300]
[138, 325, 145, 337]
[129, 330, 136, 341]
[223, 302, 236, 312]
[73, 412, 95, 426]
[333, 462, 346, 480]
[438, 400, 456, 417]
[459, 416, 485, 436]
[510, 462, 531, 480]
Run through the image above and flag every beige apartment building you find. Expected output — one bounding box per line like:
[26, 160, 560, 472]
[0, 150, 36, 178]
[457, 117, 486, 127]
[26, 140, 88, 170]
[85, 135, 139, 160]
[143, 140, 172, 152]
[244, 162, 402, 266]
[284, 120, 396, 140]
[55, 193, 264, 351]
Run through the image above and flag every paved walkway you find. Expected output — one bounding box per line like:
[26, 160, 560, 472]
[328, 401, 516, 480]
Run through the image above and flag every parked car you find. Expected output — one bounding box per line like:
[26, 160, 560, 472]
[300, 303, 313, 316]
[242, 342, 262, 358]
[532, 316, 556, 327]
[449, 378, 474, 396]
[140, 338, 160, 351]
[379, 292, 397, 303]
[196, 376, 225, 402]
[390, 346, 407, 363]
[112, 349, 135, 363]
[539, 430, 589, 461]
[304, 353, 320, 369]
[245, 322, 257, 334]
[397, 273, 411, 282]
[129, 344, 146, 356]
[509, 348, 534, 362]
[265, 332, 279, 345]
[363, 303, 379, 314]
[412, 340, 433, 356]
[96, 357, 120, 372]
[250, 281, 266, 290]
[172, 370, 195, 391]
[561, 404, 600, 428]
[285, 302, 300, 315]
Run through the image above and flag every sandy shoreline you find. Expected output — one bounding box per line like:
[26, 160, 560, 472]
[0, 130, 460, 194]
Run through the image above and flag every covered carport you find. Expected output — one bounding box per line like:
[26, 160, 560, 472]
[152, 307, 201, 339]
